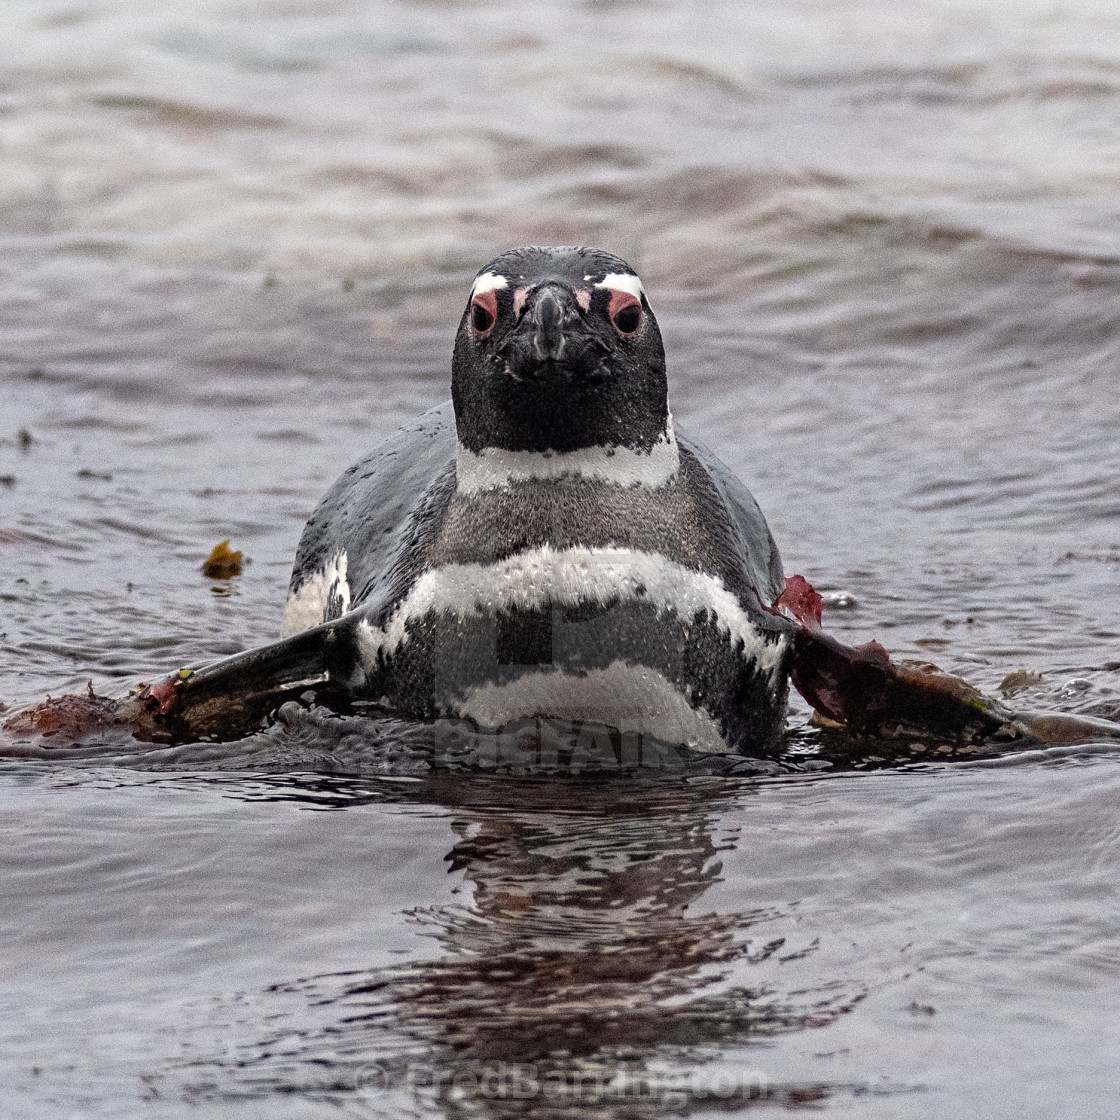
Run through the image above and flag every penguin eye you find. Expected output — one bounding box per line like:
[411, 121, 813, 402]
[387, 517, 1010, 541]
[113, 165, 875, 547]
[470, 291, 498, 339]
[613, 304, 641, 334]
[608, 291, 642, 337]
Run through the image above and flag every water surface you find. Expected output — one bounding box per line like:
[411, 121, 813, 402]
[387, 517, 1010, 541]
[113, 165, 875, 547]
[2, 1, 1119, 1116]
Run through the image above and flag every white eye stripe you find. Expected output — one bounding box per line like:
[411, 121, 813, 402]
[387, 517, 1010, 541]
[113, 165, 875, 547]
[593, 273, 645, 300]
[473, 270, 643, 301]
[471, 272, 509, 298]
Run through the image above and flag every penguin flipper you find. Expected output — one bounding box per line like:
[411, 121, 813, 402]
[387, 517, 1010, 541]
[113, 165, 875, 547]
[788, 625, 1120, 746]
[126, 617, 368, 743]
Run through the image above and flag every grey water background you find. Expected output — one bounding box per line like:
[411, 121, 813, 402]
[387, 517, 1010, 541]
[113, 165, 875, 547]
[2, 0, 1120, 1115]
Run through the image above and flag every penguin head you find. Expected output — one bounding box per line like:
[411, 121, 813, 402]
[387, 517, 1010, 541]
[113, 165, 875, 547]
[451, 246, 669, 454]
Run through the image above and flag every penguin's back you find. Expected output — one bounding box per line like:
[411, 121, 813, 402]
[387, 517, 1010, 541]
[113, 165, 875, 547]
[281, 403, 457, 637]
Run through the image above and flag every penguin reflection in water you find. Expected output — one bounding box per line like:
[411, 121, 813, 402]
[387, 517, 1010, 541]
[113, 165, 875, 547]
[25, 247, 1119, 752]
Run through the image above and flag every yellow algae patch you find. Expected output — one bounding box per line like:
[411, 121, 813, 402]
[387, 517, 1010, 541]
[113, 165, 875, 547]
[202, 540, 244, 579]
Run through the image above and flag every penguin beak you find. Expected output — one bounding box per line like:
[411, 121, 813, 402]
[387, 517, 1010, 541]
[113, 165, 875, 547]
[526, 286, 571, 364]
[500, 283, 609, 382]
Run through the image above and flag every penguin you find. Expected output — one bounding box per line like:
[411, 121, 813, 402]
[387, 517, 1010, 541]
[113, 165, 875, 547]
[142, 247, 796, 753]
[276, 246, 794, 754]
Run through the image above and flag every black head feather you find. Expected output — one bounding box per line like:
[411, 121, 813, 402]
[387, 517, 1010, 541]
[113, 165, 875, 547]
[452, 246, 669, 454]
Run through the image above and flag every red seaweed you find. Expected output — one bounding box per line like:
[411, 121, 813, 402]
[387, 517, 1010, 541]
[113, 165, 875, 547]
[2, 682, 125, 739]
[788, 626, 1006, 740]
[776, 574, 825, 630]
